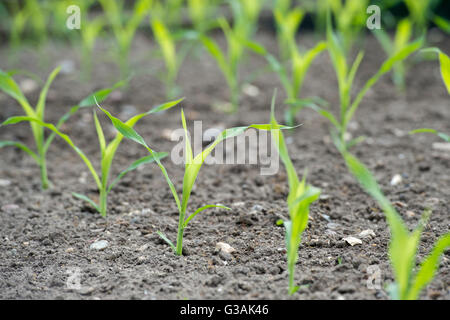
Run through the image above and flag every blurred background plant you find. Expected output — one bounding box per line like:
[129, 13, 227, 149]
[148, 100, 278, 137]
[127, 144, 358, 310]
[0, 0, 449, 97]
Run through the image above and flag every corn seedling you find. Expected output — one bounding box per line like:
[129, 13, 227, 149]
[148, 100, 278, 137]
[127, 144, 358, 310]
[410, 48, 450, 142]
[7, 0, 47, 65]
[100, 0, 152, 77]
[201, 18, 249, 112]
[75, 1, 105, 80]
[9, 2, 28, 64]
[200, 0, 264, 112]
[315, 13, 423, 150]
[327, 0, 369, 53]
[270, 92, 321, 295]
[229, 0, 264, 39]
[274, 5, 304, 62]
[404, 0, 435, 34]
[100, 104, 289, 255]
[340, 148, 450, 300]
[373, 19, 421, 92]
[248, 14, 327, 125]
[188, 0, 218, 34]
[152, 0, 185, 29]
[150, 17, 184, 99]
[2, 86, 180, 216]
[0, 67, 61, 189]
[0, 70, 129, 191]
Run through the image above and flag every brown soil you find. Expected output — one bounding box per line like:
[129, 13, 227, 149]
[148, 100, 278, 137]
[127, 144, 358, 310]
[0, 30, 449, 300]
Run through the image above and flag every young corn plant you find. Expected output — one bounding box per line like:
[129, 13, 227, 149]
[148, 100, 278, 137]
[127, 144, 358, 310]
[150, 17, 183, 99]
[100, 0, 152, 77]
[201, 18, 249, 112]
[404, 0, 435, 35]
[315, 14, 423, 150]
[9, 2, 28, 64]
[1, 90, 181, 216]
[187, 0, 218, 34]
[229, 0, 264, 39]
[249, 11, 327, 125]
[99, 105, 288, 255]
[152, 0, 185, 29]
[0, 70, 128, 192]
[274, 6, 304, 61]
[373, 19, 419, 92]
[410, 48, 450, 142]
[77, 1, 105, 80]
[270, 93, 321, 295]
[327, 0, 369, 53]
[340, 148, 450, 300]
[0, 67, 61, 189]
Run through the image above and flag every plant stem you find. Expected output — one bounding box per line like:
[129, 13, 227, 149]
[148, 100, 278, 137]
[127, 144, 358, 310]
[99, 188, 107, 217]
[39, 156, 49, 190]
[175, 209, 186, 256]
[288, 269, 295, 295]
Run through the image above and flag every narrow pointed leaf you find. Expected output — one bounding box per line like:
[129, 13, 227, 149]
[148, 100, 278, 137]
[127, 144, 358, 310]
[72, 192, 100, 212]
[156, 231, 176, 253]
[107, 152, 168, 193]
[184, 204, 231, 228]
[0, 140, 39, 163]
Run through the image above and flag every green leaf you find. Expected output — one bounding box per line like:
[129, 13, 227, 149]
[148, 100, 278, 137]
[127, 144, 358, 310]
[346, 39, 423, 124]
[1, 116, 101, 189]
[433, 15, 450, 34]
[93, 110, 106, 157]
[79, 79, 127, 107]
[156, 231, 176, 253]
[0, 68, 34, 116]
[0, 68, 28, 105]
[408, 233, 450, 300]
[107, 152, 168, 193]
[184, 204, 231, 228]
[409, 128, 450, 142]
[201, 34, 233, 85]
[146, 98, 184, 115]
[0, 140, 39, 163]
[72, 192, 100, 212]
[44, 80, 128, 154]
[379, 38, 423, 74]
[36, 66, 60, 119]
[421, 48, 450, 94]
[151, 18, 177, 79]
[98, 107, 148, 147]
[99, 106, 182, 212]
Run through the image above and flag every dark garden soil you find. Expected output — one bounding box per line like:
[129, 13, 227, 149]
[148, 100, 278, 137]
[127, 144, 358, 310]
[0, 30, 449, 300]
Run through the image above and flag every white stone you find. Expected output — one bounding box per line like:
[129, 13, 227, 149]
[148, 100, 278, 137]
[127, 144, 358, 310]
[215, 242, 235, 254]
[343, 236, 362, 246]
[390, 174, 402, 186]
[89, 240, 108, 250]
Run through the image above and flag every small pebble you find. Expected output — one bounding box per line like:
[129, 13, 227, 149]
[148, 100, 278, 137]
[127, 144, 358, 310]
[359, 229, 375, 239]
[432, 142, 450, 152]
[0, 179, 11, 187]
[251, 204, 263, 212]
[242, 83, 259, 97]
[2, 204, 20, 212]
[89, 240, 109, 250]
[405, 210, 415, 218]
[390, 174, 402, 186]
[19, 79, 38, 93]
[342, 236, 362, 246]
[215, 242, 235, 254]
